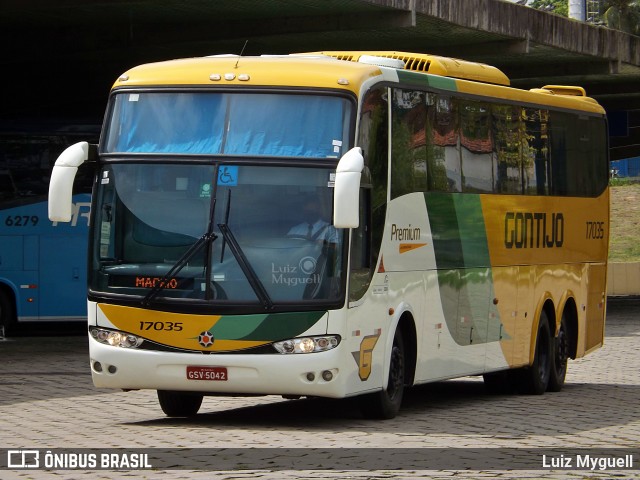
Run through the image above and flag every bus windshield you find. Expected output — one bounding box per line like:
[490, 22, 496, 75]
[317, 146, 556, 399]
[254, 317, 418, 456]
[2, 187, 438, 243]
[104, 92, 352, 158]
[91, 163, 345, 307]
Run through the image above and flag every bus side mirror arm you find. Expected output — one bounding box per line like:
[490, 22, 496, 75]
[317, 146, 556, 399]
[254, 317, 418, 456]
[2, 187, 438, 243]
[333, 147, 364, 229]
[48, 141, 92, 222]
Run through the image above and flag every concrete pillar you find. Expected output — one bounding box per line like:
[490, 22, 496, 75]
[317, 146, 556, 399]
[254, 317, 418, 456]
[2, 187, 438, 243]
[569, 0, 586, 21]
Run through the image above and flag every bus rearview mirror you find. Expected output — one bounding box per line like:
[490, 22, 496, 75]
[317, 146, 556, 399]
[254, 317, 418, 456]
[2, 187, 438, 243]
[333, 147, 364, 229]
[48, 141, 89, 222]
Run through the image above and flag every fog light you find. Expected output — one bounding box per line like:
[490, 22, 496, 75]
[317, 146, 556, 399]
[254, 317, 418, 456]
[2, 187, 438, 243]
[93, 361, 103, 372]
[107, 365, 117, 374]
[306, 372, 315, 382]
[322, 370, 333, 382]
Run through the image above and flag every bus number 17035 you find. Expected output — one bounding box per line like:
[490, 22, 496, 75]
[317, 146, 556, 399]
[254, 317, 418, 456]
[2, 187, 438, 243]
[586, 221, 605, 240]
[139, 321, 184, 331]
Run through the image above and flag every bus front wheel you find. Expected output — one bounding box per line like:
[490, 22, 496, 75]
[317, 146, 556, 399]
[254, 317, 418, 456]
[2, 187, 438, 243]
[157, 390, 203, 417]
[359, 330, 405, 419]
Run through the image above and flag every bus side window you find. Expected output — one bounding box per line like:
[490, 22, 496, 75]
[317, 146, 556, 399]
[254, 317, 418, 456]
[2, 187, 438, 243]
[492, 104, 523, 194]
[349, 188, 372, 301]
[349, 86, 388, 303]
[390, 89, 427, 198]
[427, 95, 461, 192]
[460, 100, 493, 193]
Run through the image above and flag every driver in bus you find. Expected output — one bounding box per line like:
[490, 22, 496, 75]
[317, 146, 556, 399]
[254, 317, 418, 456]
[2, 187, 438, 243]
[287, 198, 338, 244]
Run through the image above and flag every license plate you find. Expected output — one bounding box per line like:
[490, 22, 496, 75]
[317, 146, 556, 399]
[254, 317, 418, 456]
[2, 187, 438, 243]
[186, 366, 228, 381]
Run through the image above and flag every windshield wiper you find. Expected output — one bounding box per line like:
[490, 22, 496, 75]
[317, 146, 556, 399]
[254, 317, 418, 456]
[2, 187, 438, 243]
[217, 223, 273, 310]
[141, 231, 218, 307]
[217, 189, 273, 309]
[142, 199, 218, 307]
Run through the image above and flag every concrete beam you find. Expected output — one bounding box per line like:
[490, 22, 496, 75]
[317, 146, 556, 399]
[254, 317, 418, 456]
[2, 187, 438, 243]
[361, 0, 640, 66]
[506, 59, 620, 81]
[436, 39, 530, 57]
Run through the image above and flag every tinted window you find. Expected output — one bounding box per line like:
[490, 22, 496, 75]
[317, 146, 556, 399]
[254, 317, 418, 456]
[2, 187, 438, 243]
[391, 89, 427, 198]
[350, 87, 388, 302]
[105, 92, 352, 158]
[387, 87, 607, 198]
[0, 130, 97, 205]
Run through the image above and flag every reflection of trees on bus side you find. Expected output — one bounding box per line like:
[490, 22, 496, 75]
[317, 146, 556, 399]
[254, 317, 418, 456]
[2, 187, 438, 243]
[460, 100, 493, 193]
[351, 87, 390, 302]
[437, 267, 492, 289]
[361, 88, 389, 211]
[388, 89, 563, 197]
[428, 94, 458, 192]
[493, 104, 535, 194]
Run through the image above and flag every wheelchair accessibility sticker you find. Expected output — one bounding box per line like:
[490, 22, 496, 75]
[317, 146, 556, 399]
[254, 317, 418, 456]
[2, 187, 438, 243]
[217, 166, 239, 186]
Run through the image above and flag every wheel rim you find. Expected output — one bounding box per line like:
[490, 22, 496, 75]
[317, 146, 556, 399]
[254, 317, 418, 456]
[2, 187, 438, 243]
[387, 342, 404, 400]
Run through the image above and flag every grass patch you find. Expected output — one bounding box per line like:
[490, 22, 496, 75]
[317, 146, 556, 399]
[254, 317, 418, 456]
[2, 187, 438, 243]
[610, 177, 638, 187]
[609, 182, 640, 262]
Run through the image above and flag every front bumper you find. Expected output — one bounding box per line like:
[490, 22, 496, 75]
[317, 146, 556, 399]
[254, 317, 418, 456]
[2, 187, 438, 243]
[89, 334, 347, 398]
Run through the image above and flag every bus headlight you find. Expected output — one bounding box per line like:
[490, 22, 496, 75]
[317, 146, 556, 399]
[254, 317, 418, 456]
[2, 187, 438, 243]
[273, 335, 340, 354]
[90, 327, 143, 348]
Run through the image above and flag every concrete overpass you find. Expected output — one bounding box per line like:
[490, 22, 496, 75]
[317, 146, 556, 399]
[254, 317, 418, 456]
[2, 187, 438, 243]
[2, 0, 639, 159]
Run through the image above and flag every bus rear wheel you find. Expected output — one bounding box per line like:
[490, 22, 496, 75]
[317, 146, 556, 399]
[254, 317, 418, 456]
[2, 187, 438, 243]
[518, 312, 552, 395]
[157, 390, 203, 417]
[548, 314, 569, 392]
[359, 330, 405, 420]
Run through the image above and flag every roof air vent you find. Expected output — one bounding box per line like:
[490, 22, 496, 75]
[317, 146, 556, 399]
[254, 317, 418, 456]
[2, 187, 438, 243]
[358, 55, 405, 69]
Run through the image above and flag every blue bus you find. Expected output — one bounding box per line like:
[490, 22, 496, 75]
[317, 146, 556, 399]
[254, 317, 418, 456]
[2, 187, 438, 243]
[0, 124, 98, 335]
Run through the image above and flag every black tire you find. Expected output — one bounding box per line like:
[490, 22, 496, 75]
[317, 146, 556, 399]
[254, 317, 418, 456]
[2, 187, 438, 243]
[518, 311, 552, 395]
[157, 390, 203, 417]
[548, 314, 569, 392]
[0, 289, 16, 337]
[360, 330, 405, 419]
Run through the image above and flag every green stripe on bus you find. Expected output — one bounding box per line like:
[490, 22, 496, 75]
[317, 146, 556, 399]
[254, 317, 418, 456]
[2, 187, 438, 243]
[396, 70, 458, 91]
[453, 194, 491, 267]
[424, 192, 462, 270]
[425, 193, 490, 269]
[425, 193, 500, 346]
[211, 311, 325, 341]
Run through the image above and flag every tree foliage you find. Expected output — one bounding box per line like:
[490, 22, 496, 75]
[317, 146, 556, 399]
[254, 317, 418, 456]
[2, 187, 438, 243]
[602, 0, 640, 35]
[529, 0, 640, 35]
[530, 0, 568, 16]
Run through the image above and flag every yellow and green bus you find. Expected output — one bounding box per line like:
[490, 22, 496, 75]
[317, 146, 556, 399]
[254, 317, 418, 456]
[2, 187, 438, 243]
[49, 51, 609, 419]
